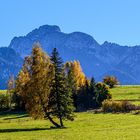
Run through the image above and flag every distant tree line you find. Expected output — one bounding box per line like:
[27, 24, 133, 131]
[0, 43, 120, 127]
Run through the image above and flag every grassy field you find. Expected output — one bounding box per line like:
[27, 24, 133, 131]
[1, 86, 140, 140]
[1, 112, 140, 140]
[111, 85, 140, 105]
[0, 90, 7, 94]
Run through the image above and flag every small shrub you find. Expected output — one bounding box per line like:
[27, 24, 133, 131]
[102, 100, 137, 113]
[103, 76, 119, 88]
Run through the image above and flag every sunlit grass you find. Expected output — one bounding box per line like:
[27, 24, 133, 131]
[0, 86, 140, 139]
[0, 112, 140, 140]
[111, 85, 140, 105]
[0, 90, 7, 94]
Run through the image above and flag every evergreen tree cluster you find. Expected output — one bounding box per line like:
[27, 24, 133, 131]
[65, 61, 112, 111]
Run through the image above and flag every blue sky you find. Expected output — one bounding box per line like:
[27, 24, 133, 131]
[0, 0, 140, 46]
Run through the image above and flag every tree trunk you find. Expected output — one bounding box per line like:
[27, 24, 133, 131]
[59, 116, 64, 127]
[46, 114, 61, 128]
[38, 93, 61, 128]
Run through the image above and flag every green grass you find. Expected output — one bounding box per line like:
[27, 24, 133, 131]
[0, 112, 140, 140]
[1, 86, 140, 140]
[111, 85, 140, 105]
[0, 90, 7, 94]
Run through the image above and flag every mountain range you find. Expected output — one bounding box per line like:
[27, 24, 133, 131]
[0, 24, 140, 89]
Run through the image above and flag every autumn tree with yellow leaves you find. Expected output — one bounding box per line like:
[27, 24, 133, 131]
[15, 44, 74, 128]
[65, 60, 87, 109]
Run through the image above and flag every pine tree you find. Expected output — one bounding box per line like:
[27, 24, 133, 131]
[85, 79, 90, 109]
[65, 61, 77, 93]
[64, 61, 77, 108]
[77, 79, 89, 110]
[89, 77, 96, 108]
[49, 48, 74, 127]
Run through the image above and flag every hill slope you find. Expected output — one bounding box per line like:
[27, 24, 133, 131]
[0, 47, 23, 89]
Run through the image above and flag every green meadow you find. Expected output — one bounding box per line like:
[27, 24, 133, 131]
[0, 90, 7, 94]
[111, 85, 140, 105]
[0, 86, 140, 140]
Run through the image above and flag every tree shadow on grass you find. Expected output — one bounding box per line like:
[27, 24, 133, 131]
[0, 126, 67, 133]
[0, 111, 26, 118]
[3, 114, 28, 120]
[0, 128, 48, 133]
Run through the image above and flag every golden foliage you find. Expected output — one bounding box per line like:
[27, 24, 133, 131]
[65, 60, 86, 90]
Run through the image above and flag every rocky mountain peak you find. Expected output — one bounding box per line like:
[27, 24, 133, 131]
[27, 25, 61, 38]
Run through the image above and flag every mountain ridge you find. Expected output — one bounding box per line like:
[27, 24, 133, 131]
[0, 24, 140, 88]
